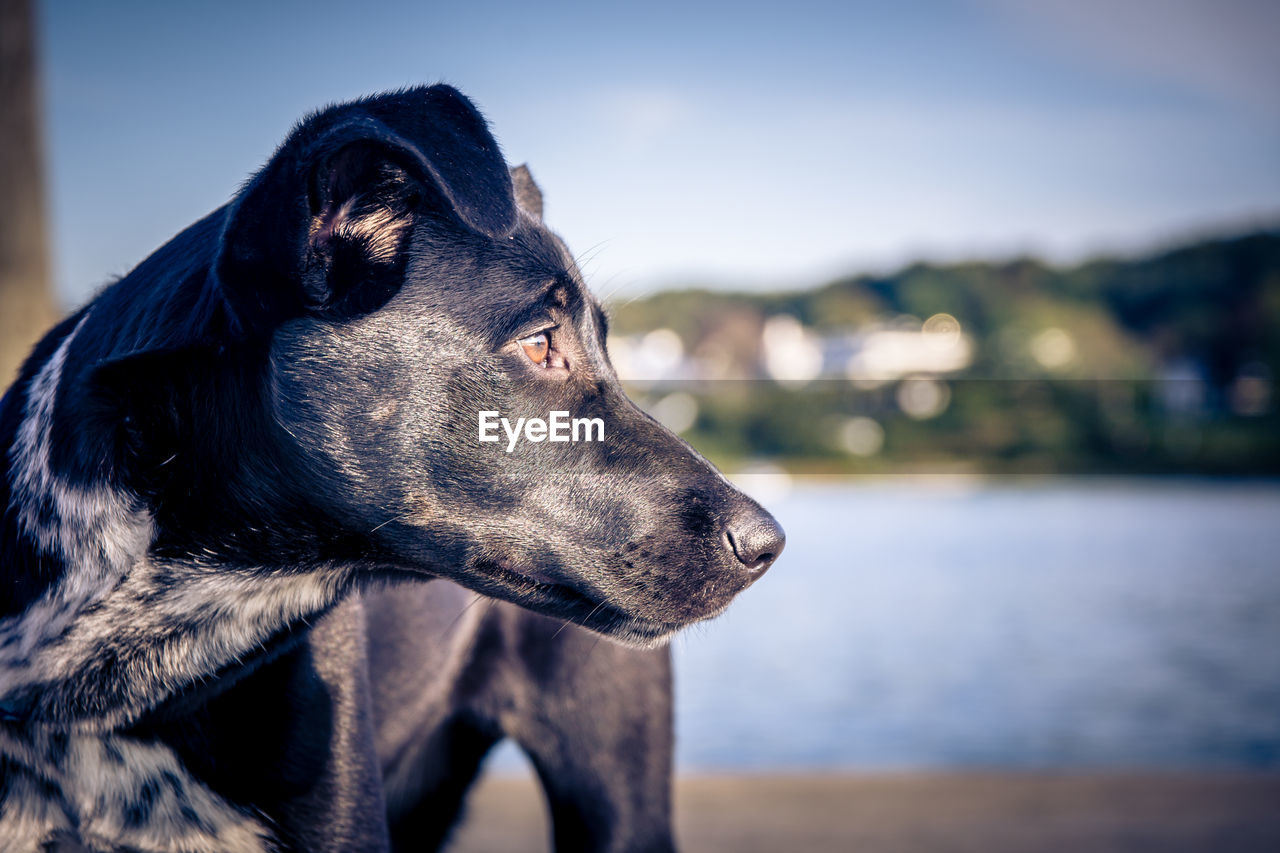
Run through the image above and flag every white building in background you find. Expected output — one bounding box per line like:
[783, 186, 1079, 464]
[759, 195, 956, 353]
[608, 313, 975, 386]
[762, 315, 824, 383]
[841, 313, 973, 383]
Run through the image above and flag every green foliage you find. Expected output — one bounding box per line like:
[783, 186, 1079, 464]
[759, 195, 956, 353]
[610, 229, 1280, 475]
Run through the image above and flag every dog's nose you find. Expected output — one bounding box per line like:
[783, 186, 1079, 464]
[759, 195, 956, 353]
[724, 508, 785, 574]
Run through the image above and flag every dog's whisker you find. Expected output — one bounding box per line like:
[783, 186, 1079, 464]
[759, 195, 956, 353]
[576, 247, 612, 279]
[582, 631, 607, 666]
[599, 276, 644, 308]
[436, 592, 488, 642]
[553, 598, 608, 641]
[593, 271, 626, 300]
[550, 617, 574, 641]
[574, 239, 612, 270]
[369, 511, 413, 534]
[454, 598, 499, 663]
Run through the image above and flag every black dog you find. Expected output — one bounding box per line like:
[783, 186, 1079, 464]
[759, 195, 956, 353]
[0, 86, 783, 852]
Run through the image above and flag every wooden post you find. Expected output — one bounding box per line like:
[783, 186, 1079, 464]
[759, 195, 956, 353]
[0, 0, 60, 387]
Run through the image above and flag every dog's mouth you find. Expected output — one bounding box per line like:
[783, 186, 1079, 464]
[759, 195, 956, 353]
[461, 557, 683, 646]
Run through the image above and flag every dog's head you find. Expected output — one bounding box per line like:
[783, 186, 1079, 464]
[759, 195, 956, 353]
[156, 87, 783, 646]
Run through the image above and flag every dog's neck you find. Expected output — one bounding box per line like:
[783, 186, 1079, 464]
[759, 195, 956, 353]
[0, 314, 352, 731]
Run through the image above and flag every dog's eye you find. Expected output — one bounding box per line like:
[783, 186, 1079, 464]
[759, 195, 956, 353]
[518, 331, 551, 367]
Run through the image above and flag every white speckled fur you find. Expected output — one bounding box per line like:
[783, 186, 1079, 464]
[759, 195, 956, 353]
[1, 314, 153, 687]
[0, 314, 323, 850]
[0, 727, 275, 852]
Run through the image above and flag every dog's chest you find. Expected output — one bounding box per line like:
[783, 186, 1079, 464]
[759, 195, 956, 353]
[0, 726, 275, 853]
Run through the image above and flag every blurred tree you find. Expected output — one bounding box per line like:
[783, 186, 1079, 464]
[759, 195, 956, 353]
[1, 0, 60, 386]
[613, 229, 1280, 474]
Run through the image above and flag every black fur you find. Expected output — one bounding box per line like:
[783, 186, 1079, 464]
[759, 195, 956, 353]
[0, 85, 783, 851]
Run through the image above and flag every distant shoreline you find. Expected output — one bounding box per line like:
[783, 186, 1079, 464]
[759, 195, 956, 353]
[449, 770, 1280, 852]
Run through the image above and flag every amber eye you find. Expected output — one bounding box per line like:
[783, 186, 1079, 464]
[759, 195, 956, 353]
[518, 331, 550, 366]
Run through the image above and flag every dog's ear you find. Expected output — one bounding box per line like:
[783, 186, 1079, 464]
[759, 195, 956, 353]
[510, 164, 543, 220]
[216, 85, 517, 328]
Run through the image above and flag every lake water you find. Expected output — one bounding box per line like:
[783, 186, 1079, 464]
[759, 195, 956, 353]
[488, 479, 1280, 773]
[671, 478, 1280, 770]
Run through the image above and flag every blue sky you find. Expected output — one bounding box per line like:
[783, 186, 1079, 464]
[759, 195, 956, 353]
[38, 0, 1280, 306]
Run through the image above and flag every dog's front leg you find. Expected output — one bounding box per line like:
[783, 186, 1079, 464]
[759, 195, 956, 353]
[276, 594, 394, 852]
[500, 610, 678, 853]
